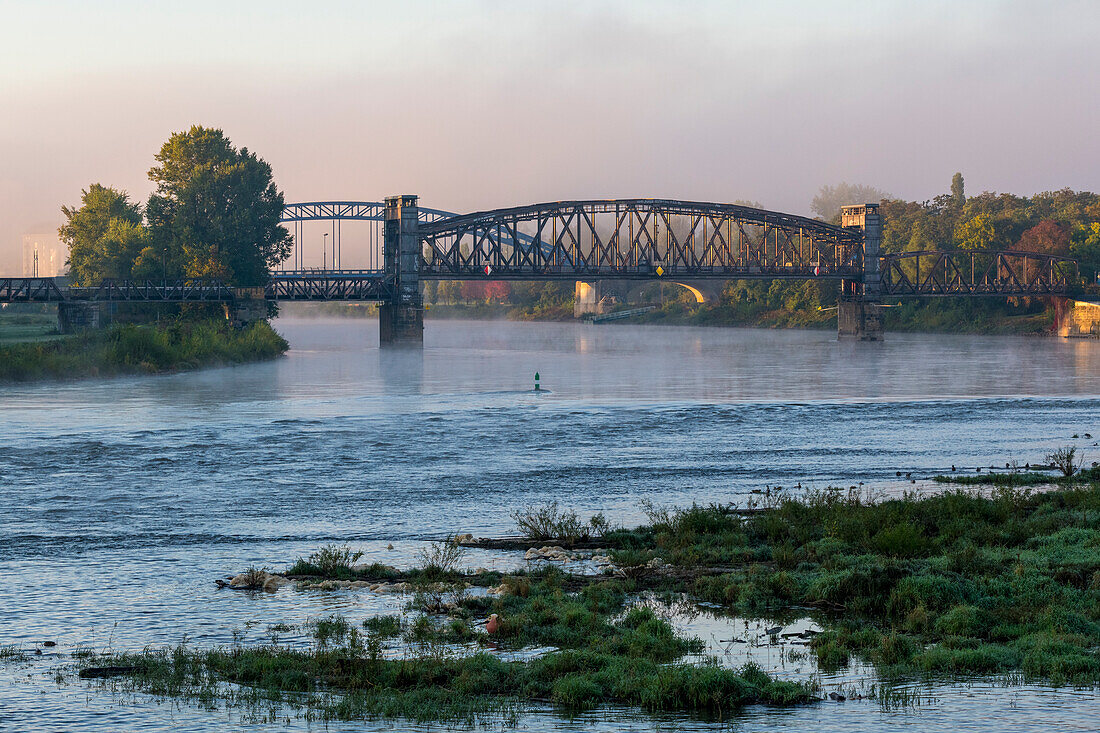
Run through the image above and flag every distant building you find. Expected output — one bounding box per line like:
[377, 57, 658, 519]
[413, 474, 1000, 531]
[22, 232, 65, 277]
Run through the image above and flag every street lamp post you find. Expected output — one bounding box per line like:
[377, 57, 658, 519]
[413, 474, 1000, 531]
[323, 233, 329, 271]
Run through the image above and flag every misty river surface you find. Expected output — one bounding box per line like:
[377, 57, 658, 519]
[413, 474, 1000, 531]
[2, 318, 1100, 731]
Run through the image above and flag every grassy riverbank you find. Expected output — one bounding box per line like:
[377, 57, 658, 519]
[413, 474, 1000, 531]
[0, 319, 288, 382]
[625, 296, 1055, 334]
[75, 481, 1100, 724]
[0, 311, 62, 345]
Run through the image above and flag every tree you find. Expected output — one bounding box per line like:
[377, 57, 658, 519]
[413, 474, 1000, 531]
[146, 126, 292, 285]
[811, 183, 891, 221]
[951, 173, 965, 207]
[954, 214, 997, 250]
[59, 184, 148, 285]
[1014, 220, 1070, 256]
[1071, 222, 1100, 281]
[437, 280, 462, 304]
[421, 279, 438, 305]
[459, 281, 487, 304]
[483, 281, 511, 304]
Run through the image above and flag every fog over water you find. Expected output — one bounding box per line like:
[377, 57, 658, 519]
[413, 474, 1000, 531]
[2, 319, 1100, 730]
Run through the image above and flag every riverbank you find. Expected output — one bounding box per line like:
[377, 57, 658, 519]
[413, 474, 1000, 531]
[0, 319, 288, 382]
[0, 310, 62, 345]
[282, 297, 1057, 335]
[626, 299, 1055, 334]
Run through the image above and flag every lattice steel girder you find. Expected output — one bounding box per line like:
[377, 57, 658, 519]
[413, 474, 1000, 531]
[264, 275, 394, 301]
[880, 250, 1078, 296]
[0, 278, 67, 302]
[418, 199, 863, 277]
[280, 201, 454, 224]
[64, 279, 237, 302]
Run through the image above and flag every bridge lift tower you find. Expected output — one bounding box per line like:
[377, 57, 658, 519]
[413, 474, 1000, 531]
[838, 203, 884, 341]
[379, 195, 424, 345]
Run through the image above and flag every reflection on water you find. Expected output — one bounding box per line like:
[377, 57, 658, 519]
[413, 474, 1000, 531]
[2, 318, 1099, 731]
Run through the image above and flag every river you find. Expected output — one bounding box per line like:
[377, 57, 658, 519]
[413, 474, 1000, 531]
[1, 318, 1098, 731]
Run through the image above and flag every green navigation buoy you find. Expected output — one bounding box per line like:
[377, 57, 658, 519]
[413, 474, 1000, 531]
[534, 372, 540, 391]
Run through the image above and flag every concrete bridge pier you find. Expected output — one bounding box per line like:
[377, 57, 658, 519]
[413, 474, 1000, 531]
[574, 281, 611, 318]
[57, 301, 101, 333]
[838, 203, 884, 341]
[380, 195, 424, 346]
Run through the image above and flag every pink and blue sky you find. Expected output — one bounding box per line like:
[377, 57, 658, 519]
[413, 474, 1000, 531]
[1, 0, 1097, 273]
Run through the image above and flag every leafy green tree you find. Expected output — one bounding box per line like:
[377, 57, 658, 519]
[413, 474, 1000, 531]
[437, 280, 462, 304]
[811, 183, 891, 222]
[1071, 222, 1100, 281]
[59, 184, 148, 285]
[954, 213, 997, 250]
[951, 172, 965, 207]
[146, 126, 292, 285]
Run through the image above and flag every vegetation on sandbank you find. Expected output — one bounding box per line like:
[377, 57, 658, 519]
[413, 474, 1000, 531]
[76, 477, 1100, 725]
[0, 319, 287, 382]
[79, 564, 810, 724]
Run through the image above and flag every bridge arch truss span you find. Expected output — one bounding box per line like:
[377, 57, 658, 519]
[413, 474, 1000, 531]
[880, 250, 1078, 296]
[417, 199, 864, 279]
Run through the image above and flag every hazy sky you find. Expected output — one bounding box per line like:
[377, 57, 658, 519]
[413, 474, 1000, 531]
[1, 0, 1097, 273]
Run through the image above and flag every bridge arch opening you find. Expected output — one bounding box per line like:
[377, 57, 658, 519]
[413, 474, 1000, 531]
[669, 282, 707, 303]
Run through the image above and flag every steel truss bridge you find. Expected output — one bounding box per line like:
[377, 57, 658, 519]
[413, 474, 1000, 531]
[0, 198, 1079, 305]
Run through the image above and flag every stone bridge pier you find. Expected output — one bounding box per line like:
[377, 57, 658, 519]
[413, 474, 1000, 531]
[838, 203, 884, 341]
[57, 302, 102, 333]
[379, 195, 424, 346]
[225, 288, 268, 327]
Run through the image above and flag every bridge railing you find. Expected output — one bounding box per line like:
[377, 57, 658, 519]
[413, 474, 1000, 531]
[271, 269, 386, 278]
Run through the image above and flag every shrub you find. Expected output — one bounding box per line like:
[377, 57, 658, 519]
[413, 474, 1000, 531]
[869, 523, 928, 557]
[512, 502, 608, 543]
[290, 544, 364, 576]
[1048, 446, 1083, 477]
[418, 536, 467, 576]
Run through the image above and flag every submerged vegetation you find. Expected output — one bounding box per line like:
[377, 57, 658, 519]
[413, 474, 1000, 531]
[0, 319, 287, 382]
[78, 567, 811, 723]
